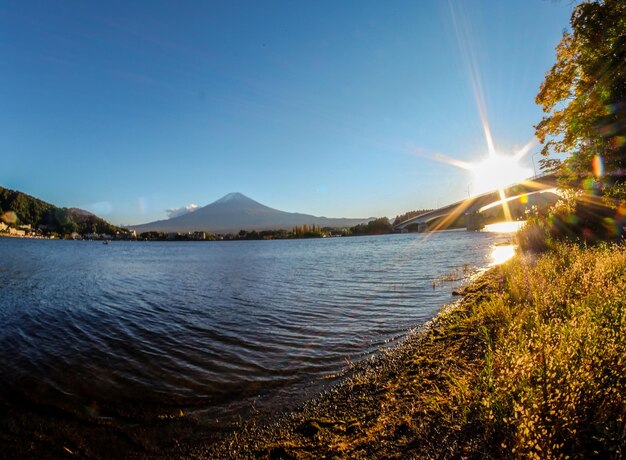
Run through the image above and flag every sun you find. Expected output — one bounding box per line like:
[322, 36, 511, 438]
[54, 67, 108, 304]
[470, 153, 533, 195]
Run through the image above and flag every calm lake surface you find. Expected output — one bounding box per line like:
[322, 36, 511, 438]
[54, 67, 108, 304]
[0, 231, 513, 456]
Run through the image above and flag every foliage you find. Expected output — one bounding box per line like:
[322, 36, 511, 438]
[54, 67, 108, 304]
[536, 0, 626, 202]
[0, 185, 128, 236]
[139, 231, 168, 240]
[392, 209, 434, 226]
[350, 217, 392, 235]
[517, 192, 626, 251]
[292, 224, 324, 238]
[0, 185, 54, 226]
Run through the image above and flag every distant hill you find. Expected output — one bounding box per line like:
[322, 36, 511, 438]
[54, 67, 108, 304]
[130, 192, 371, 234]
[0, 185, 127, 236]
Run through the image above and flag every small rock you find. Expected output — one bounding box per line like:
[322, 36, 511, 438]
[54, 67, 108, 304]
[295, 420, 320, 438]
[268, 446, 296, 460]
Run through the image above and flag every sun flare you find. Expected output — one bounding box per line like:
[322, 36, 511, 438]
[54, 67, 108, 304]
[470, 154, 533, 195]
[490, 244, 516, 265]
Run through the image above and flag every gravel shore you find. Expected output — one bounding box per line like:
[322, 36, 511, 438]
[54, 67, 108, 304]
[190, 269, 503, 459]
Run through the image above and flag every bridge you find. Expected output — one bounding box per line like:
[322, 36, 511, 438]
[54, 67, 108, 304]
[393, 174, 559, 233]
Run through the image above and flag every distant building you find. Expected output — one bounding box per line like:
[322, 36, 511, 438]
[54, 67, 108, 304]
[192, 231, 206, 240]
[8, 227, 25, 236]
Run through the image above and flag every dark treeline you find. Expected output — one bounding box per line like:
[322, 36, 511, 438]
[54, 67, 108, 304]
[392, 209, 434, 226]
[138, 218, 394, 241]
[350, 217, 392, 235]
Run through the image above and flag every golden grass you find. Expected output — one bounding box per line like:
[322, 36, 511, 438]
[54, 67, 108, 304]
[474, 243, 626, 458]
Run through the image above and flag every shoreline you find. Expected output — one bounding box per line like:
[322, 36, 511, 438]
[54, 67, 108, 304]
[190, 243, 626, 459]
[189, 268, 503, 459]
[5, 241, 620, 458]
[0, 273, 484, 459]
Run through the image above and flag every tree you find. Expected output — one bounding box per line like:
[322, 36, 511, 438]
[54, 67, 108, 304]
[535, 0, 626, 203]
[350, 217, 392, 235]
[393, 209, 434, 226]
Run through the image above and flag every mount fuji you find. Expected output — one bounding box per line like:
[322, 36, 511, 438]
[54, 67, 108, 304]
[129, 193, 371, 234]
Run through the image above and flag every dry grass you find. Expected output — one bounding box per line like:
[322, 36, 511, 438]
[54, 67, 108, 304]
[476, 244, 626, 458]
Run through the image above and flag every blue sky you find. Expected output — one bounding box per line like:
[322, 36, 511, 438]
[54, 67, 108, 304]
[1, 0, 574, 225]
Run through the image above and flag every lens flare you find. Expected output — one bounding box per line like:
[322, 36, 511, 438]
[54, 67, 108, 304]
[1, 211, 17, 224]
[592, 155, 604, 178]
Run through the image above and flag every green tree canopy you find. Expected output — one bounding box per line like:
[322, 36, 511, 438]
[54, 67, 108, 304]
[536, 0, 626, 203]
[0, 185, 128, 236]
[350, 217, 392, 235]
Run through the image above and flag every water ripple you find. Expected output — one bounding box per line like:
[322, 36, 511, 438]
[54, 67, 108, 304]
[0, 232, 507, 437]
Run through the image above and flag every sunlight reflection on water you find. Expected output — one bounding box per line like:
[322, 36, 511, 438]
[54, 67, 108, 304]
[490, 244, 516, 265]
[483, 220, 526, 233]
[482, 221, 523, 265]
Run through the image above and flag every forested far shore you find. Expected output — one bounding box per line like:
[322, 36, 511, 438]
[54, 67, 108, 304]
[0, 185, 129, 238]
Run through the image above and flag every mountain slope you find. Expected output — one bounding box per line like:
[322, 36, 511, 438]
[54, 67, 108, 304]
[130, 193, 370, 233]
[0, 185, 127, 235]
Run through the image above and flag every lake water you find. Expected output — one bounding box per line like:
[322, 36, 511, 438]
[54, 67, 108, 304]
[0, 230, 513, 457]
